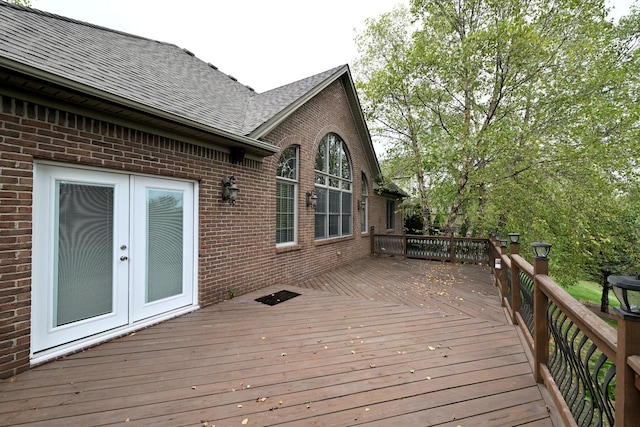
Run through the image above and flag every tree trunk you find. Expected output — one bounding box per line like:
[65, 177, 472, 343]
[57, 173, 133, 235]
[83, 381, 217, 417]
[600, 271, 610, 313]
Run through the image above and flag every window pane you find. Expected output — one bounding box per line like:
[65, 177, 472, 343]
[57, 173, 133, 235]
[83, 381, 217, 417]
[276, 181, 295, 244]
[329, 214, 339, 236]
[329, 190, 340, 213]
[147, 189, 184, 303]
[342, 193, 352, 235]
[329, 137, 340, 176]
[361, 195, 368, 233]
[340, 145, 351, 180]
[314, 187, 327, 238]
[277, 146, 297, 180]
[315, 140, 326, 172]
[386, 200, 395, 229]
[55, 182, 114, 326]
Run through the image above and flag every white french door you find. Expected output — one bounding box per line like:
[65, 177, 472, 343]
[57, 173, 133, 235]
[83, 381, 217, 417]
[131, 176, 194, 321]
[32, 164, 196, 354]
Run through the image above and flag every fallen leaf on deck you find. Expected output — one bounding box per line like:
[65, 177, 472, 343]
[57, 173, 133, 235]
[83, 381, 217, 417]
[191, 386, 197, 390]
[428, 346, 436, 351]
[281, 353, 287, 356]
[242, 419, 249, 425]
[256, 397, 267, 402]
[369, 363, 376, 368]
[237, 404, 243, 408]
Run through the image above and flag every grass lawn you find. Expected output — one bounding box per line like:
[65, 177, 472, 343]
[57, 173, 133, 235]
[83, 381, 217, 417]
[567, 280, 619, 307]
[566, 280, 618, 327]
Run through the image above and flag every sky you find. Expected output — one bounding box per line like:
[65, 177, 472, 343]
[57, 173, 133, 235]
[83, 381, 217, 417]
[30, 0, 636, 93]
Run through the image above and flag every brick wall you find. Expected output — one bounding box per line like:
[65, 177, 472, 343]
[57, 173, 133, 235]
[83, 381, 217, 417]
[0, 79, 398, 378]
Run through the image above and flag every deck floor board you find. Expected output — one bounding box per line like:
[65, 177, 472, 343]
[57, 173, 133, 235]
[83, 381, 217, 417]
[0, 257, 558, 426]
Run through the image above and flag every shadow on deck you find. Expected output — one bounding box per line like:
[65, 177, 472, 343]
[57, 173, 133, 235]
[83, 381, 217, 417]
[0, 257, 559, 426]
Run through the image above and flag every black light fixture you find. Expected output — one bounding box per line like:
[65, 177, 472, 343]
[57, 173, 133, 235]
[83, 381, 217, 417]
[306, 190, 318, 209]
[508, 233, 520, 244]
[499, 239, 508, 248]
[608, 274, 640, 317]
[531, 242, 552, 259]
[221, 176, 239, 205]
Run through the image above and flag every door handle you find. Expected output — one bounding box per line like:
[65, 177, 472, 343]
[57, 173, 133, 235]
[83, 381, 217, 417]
[120, 256, 128, 261]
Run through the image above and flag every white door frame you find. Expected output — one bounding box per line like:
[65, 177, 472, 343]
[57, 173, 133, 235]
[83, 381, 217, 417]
[31, 162, 199, 364]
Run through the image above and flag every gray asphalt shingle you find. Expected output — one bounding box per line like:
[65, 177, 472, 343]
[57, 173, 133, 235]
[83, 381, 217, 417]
[0, 2, 343, 137]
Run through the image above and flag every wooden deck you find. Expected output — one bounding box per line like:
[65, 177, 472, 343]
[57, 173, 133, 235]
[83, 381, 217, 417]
[0, 258, 559, 426]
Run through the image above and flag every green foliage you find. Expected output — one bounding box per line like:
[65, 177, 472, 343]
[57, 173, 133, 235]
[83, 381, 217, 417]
[355, 0, 640, 284]
[6, 0, 31, 6]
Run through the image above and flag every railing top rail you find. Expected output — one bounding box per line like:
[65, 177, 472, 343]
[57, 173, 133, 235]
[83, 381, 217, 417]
[537, 274, 617, 361]
[510, 254, 534, 277]
[501, 252, 512, 269]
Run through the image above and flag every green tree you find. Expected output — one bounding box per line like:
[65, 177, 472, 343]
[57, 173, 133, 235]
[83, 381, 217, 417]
[7, 0, 32, 6]
[355, 0, 640, 284]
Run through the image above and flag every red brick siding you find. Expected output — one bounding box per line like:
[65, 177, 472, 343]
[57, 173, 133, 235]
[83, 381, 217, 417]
[0, 80, 394, 378]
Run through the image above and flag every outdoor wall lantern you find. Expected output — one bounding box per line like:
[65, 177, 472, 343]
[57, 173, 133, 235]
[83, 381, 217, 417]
[221, 176, 239, 205]
[531, 242, 552, 259]
[508, 233, 520, 244]
[607, 274, 640, 318]
[306, 190, 318, 209]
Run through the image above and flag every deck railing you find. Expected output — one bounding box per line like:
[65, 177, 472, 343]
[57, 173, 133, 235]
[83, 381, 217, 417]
[369, 227, 489, 264]
[371, 228, 640, 425]
[488, 237, 640, 427]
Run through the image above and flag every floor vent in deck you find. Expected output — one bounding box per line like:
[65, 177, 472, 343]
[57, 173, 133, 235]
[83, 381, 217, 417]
[255, 290, 300, 306]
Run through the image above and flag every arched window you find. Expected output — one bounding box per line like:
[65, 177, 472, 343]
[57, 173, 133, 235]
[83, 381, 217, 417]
[276, 145, 298, 245]
[314, 133, 352, 239]
[360, 173, 368, 233]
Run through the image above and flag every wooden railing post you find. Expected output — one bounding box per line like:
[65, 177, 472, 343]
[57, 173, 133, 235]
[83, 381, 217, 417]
[615, 313, 640, 426]
[489, 236, 495, 274]
[370, 226, 375, 256]
[510, 241, 519, 256]
[449, 234, 455, 263]
[533, 256, 549, 384]
[402, 229, 407, 259]
[499, 241, 508, 299]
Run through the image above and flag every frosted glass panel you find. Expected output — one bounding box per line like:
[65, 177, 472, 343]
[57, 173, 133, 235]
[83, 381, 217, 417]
[55, 182, 114, 326]
[146, 189, 183, 303]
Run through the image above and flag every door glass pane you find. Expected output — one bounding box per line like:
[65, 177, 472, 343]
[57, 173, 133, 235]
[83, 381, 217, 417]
[147, 189, 183, 303]
[55, 182, 114, 326]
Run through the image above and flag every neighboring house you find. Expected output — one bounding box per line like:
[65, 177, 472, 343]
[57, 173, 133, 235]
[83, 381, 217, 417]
[0, 2, 404, 378]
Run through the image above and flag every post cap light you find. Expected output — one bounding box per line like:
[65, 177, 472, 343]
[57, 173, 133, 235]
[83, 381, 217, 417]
[508, 233, 520, 244]
[499, 239, 508, 248]
[608, 274, 640, 317]
[531, 242, 552, 259]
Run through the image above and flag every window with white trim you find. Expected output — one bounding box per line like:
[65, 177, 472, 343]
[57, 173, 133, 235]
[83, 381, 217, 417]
[360, 173, 368, 233]
[314, 133, 352, 239]
[276, 145, 298, 245]
[386, 199, 395, 230]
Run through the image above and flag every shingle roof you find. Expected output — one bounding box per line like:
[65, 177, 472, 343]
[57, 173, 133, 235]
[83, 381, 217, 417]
[0, 2, 344, 138]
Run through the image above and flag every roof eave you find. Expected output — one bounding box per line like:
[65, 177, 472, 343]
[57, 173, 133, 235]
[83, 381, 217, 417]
[1, 58, 279, 156]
